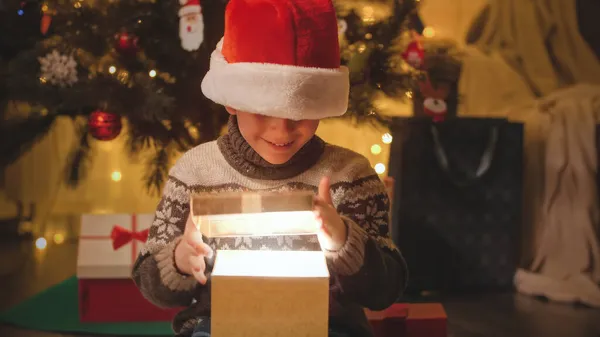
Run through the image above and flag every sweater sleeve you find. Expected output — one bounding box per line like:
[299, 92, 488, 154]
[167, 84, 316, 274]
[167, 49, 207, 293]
[324, 173, 408, 311]
[131, 177, 199, 308]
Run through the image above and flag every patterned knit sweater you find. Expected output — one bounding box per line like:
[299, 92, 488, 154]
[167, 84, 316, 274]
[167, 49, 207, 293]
[132, 117, 408, 337]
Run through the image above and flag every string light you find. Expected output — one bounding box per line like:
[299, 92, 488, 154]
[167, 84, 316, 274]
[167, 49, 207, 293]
[382, 133, 393, 144]
[374, 163, 386, 174]
[111, 171, 122, 182]
[149, 70, 157, 78]
[53, 233, 65, 244]
[371, 144, 382, 155]
[108, 66, 117, 74]
[423, 27, 436, 38]
[35, 237, 47, 250]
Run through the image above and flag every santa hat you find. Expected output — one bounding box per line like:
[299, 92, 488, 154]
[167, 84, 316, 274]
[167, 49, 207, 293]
[201, 0, 349, 121]
[179, 0, 201, 17]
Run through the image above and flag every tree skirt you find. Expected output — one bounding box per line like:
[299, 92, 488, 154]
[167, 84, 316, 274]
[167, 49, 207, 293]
[0, 276, 173, 336]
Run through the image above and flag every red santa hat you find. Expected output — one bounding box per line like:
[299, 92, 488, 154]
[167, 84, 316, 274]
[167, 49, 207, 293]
[201, 0, 349, 120]
[179, 0, 201, 17]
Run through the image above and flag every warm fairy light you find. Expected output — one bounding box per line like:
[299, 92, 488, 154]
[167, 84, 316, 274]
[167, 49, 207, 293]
[405, 91, 413, 98]
[382, 133, 393, 144]
[108, 66, 117, 74]
[36, 237, 47, 250]
[149, 69, 157, 78]
[371, 144, 382, 155]
[361, 6, 375, 23]
[53, 233, 65, 244]
[374, 163, 386, 174]
[365, 33, 372, 40]
[74, 1, 82, 9]
[41, 4, 49, 12]
[423, 27, 436, 38]
[111, 171, 122, 182]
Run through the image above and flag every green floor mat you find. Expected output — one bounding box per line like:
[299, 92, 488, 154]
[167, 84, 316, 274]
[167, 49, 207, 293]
[0, 276, 173, 336]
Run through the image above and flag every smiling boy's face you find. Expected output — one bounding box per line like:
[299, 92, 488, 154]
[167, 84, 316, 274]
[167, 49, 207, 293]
[227, 108, 320, 165]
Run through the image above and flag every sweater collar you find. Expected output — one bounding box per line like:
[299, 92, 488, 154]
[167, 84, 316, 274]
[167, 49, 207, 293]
[216, 116, 325, 180]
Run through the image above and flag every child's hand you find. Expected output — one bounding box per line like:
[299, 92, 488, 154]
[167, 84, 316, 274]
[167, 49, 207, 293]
[174, 214, 214, 284]
[314, 176, 347, 251]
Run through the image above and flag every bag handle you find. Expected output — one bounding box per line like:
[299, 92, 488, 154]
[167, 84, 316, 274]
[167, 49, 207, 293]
[430, 125, 499, 187]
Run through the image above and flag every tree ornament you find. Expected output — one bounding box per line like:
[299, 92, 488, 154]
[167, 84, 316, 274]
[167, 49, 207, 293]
[179, 0, 204, 51]
[418, 75, 450, 122]
[114, 31, 139, 55]
[40, 13, 52, 35]
[401, 32, 425, 69]
[88, 110, 122, 141]
[38, 50, 78, 87]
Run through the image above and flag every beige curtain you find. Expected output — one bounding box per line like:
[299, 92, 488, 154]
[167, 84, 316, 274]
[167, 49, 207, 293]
[459, 0, 600, 307]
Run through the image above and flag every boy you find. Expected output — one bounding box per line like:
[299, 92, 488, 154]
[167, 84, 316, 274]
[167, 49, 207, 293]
[132, 0, 408, 336]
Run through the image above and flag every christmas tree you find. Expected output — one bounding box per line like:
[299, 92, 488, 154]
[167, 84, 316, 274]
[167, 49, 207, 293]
[0, 0, 433, 195]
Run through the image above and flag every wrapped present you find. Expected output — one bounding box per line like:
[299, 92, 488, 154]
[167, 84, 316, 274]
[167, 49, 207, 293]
[77, 214, 181, 322]
[365, 303, 447, 337]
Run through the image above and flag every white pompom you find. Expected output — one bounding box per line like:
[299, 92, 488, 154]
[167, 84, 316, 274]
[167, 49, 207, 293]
[423, 97, 447, 114]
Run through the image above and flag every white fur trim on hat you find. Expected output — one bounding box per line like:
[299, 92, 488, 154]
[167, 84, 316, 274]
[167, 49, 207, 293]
[179, 4, 201, 17]
[201, 39, 349, 120]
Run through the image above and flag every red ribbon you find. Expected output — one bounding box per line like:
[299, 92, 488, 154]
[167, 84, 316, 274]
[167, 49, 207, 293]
[81, 214, 149, 266]
[110, 215, 149, 263]
[110, 225, 149, 250]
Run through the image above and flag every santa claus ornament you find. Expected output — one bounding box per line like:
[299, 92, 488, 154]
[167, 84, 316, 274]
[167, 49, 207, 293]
[402, 32, 425, 69]
[418, 75, 450, 122]
[402, 40, 425, 69]
[179, 0, 204, 51]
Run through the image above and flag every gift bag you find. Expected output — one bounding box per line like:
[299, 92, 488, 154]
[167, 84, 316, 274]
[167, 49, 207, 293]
[388, 117, 524, 293]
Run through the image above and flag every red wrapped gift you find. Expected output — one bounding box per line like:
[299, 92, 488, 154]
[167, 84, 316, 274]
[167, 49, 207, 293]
[77, 214, 182, 322]
[365, 303, 447, 337]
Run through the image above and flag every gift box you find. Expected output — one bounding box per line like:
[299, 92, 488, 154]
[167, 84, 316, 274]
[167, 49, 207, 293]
[192, 191, 330, 337]
[77, 213, 181, 322]
[211, 250, 330, 337]
[365, 303, 447, 337]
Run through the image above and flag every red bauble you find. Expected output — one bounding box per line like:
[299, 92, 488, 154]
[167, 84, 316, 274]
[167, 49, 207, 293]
[88, 110, 122, 141]
[114, 32, 139, 55]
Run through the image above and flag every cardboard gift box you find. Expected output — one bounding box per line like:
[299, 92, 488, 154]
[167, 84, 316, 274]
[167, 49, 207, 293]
[365, 303, 447, 337]
[77, 213, 181, 322]
[192, 190, 330, 337]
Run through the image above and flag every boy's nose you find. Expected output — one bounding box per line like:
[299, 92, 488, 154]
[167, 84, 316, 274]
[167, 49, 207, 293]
[268, 117, 296, 131]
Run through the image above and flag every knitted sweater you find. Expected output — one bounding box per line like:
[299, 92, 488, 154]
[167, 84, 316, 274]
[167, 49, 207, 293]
[132, 117, 408, 337]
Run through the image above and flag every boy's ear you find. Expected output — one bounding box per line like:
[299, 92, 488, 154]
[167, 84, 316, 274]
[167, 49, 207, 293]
[225, 107, 237, 115]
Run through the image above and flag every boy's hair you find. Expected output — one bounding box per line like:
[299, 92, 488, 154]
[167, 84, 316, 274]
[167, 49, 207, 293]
[201, 0, 349, 121]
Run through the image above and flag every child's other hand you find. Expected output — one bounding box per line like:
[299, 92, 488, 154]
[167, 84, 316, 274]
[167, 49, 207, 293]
[174, 214, 214, 284]
[314, 176, 347, 251]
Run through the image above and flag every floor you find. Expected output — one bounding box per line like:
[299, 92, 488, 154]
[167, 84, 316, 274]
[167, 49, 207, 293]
[0, 239, 599, 337]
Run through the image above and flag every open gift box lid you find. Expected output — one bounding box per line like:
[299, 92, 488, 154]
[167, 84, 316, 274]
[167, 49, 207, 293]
[191, 190, 317, 238]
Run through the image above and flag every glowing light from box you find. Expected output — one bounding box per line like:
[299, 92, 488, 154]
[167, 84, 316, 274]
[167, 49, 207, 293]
[212, 250, 329, 278]
[194, 211, 318, 238]
[111, 171, 122, 182]
[423, 27, 436, 38]
[382, 133, 393, 144]
[371, 144, 382, 155]
[53, 233, 65, 244]
[374, 163, 386, 174]
[35, 237, 47, 250]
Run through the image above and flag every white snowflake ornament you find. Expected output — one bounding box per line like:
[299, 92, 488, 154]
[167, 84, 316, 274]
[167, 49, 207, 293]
[38, 50, 78, 87]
